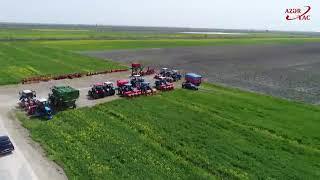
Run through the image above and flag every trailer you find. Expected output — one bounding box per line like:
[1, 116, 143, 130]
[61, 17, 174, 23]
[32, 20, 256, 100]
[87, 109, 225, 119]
[182, 73, 202, 90]
[49, 86, 80, 110]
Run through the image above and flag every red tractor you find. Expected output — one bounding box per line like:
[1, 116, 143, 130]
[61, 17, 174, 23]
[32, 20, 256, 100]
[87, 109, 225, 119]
[131, 63, 155, 76]
[155, 77, 174, 91]
[88, 83, 107, 99]
[117, 79, 142, 97]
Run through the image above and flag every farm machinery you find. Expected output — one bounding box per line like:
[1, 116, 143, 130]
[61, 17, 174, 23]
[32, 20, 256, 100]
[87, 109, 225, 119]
[27, 98, 53, 120]
[130, 75, 145, 88]
[117, 80, 142, 97]
[103, 82, 116, 96]
[131, 63, 155, 76]
[155, 77, 174, 91]
[140, 82, 157, 95]
[88, 82, 115, 99]
[48, 86, 80, 110]
[182, 73, 202, 90]
[154, 68, 182, 82]
[19, 90, 36, 109]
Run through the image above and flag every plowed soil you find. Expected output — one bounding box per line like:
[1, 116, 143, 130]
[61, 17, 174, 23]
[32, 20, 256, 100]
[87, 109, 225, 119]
[83, 43, 320, 104]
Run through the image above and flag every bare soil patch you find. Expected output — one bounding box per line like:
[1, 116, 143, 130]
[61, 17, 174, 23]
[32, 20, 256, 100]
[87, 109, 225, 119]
[83, 43, 320, 104]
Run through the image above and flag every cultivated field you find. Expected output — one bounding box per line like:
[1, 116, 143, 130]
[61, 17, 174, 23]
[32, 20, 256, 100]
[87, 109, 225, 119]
[0, 42, 124, 85]
[17, 84, 320, 179]
[1, 25, 320, 180]
[0, 25, 312, 40]
[85, 43, 320, 104]
[38, 38, 320, 51]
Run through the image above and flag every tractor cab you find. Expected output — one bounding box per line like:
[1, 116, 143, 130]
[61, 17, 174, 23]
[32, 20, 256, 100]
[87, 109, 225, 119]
[104, 81, 114, 88]
[37, 98, 49, 106]
[140, 82, 156, 95]
[130, 75, 145, 88]
[131, 63, 143, 76]
[102, 81, 116, 96]
[122, 83, 134, 92]
[19, 90, 36, 100]
[140, 82, 151, 91]
[170, 70, 182, 81]
[93, 83, 105, 91]
[155, 77, 167, 85]
[160, 68, 169, 76]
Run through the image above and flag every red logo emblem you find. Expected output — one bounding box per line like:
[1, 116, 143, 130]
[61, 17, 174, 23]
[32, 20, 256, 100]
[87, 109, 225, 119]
[285, 6, 311, 21]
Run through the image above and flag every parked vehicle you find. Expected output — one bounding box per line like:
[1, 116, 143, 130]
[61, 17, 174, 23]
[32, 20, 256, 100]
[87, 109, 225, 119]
[155, 77, 174, 91]
[28, 98, 53, 120]
[103, 82, 116, 96]
[139, 82, 157, 95]
[170, 70, 182, 81]
[182, 73, 202, 90]
[130, 75, 145, 88]
[117, 79, 141, 97]
[0, 135, 14, 155]
[154, 68, 169, 79]
[18, 90, 36, 108]
[49, 86, 80, 110]
[131, 63, 155, 76]
[88, 83, 107, 99]
[182, 82, 199, 90]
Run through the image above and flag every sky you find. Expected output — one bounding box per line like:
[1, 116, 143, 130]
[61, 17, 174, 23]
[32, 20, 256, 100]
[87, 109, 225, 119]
[0, 0, 319, 32]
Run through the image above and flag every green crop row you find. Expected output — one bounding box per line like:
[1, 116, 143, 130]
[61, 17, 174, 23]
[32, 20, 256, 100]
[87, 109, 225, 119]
[0, 42, 125, 85]
[36, 38, 320, 51]
[18, 84, 320, 179]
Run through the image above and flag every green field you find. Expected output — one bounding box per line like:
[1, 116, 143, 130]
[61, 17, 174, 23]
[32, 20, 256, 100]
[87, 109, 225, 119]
[1, 35, 319, 85]
[0, 42, 124, 85]
[18, 84, 320, 179]
[37, 38, 320, 51]
[0, 27, 306, 40]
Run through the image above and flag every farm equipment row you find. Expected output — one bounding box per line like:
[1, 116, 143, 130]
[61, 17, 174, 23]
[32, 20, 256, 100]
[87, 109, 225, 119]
[18, 65, 202, 120]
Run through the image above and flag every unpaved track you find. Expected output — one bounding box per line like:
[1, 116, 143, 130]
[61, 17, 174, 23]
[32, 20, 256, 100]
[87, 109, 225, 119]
[0, 71, 157, 180]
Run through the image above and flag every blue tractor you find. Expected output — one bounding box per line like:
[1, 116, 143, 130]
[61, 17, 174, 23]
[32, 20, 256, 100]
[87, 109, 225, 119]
[130, 75, 145, 88]
[170, 70, 182, 82]
[28, 98, 53, 120]
[140, 82, 157, 95]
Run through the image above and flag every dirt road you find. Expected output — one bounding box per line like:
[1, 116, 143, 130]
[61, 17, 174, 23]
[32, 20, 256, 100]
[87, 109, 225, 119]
[0, 71, 157, 180]
[83, 43, 320, 104]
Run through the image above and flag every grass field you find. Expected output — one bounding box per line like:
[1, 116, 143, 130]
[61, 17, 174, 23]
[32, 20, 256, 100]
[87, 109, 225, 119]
[0, 28, 306, 40]
[37, 38, 320, 51]
[0, 42, 124, 85]
[1, 36, 319, 85]
[18, 84, 320, 179]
